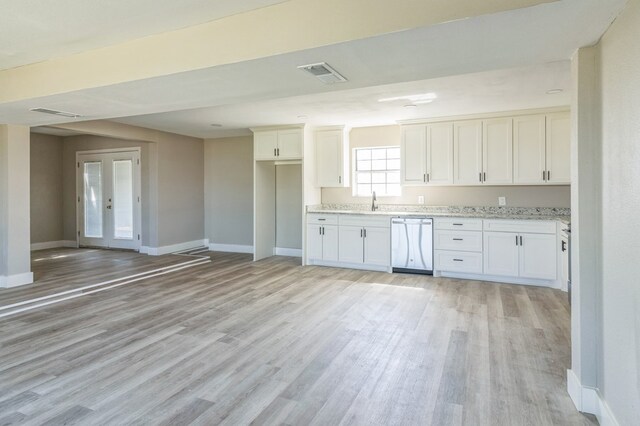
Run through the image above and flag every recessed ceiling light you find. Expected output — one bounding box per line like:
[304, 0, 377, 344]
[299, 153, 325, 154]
[404, 104, 417, 108]
[379, 93, 437, 103]
[546, 89, 564, 94]
[210, 123, 222, 127]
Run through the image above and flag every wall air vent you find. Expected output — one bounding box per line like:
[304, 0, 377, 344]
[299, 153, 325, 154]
[297, 62, 347, 84]
[30, 108, 82, 118]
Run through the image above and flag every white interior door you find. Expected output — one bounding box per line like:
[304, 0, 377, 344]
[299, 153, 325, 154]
[78, 150, 141, 251]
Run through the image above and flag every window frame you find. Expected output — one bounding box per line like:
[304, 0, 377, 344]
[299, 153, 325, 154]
[351, 145, 402, 197]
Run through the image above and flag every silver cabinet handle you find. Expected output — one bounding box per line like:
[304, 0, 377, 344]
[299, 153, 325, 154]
[106, 205, 112, 210]
[363, 228, 367, 238]
[360, 229, 363, 238]
[483, 172, 486, 182]
[520, 235, 523, 246]
[338, 176, 341, 184]
[547, 171, 551, 181]
[274, 148, 277, 156]
[453, 238, 463, 241]
[452, 223, 463, 226]
[423, 173, 426, 182]
[479, 172, 482, 182]
[516, 235, 519, 246]
[427, 173, 430, 182]
[542, 170, 546, 181]
[453, 259, 463, 262]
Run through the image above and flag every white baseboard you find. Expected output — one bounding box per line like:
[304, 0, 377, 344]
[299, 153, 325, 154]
[274, 247, 303, 257]
[307, 259, 391, 273]
[30, 240, 78, 251]
[208, 243, 254, 254]
[436, 270, 559, 289]
[567, 369, 620, 426]
[141, 239, 209, 256]
[0, 272, 34, 288]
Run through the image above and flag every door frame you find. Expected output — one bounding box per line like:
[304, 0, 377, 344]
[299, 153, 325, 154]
[76, 147, 142, 251]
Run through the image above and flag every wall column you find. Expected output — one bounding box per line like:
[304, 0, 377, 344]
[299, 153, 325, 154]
[0, 125, 33, 287]
[567, 46, 602, 411]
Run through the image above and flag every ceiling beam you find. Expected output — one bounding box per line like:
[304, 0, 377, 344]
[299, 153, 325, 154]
[0, 0, 553, 105]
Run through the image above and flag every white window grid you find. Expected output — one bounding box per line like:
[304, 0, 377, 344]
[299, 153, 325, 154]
[353, 146, 401, 197]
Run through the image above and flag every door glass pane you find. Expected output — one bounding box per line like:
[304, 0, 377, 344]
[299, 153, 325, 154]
[84, 162, 103, 238]
[113, 160, 134, 240]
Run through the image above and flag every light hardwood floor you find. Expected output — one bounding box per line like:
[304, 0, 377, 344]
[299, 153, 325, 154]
[0, 249, 594, 425]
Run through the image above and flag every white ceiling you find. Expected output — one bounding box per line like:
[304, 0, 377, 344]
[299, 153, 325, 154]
[112, 62, 572, 138]
[3, 0, 627, 138]
[0, 0, 287, 70]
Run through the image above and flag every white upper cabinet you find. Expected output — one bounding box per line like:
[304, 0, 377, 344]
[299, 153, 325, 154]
[254, 128, 303, 160]
[453, 120, 483, 185]
[315, 128, 349, 187]
[513, 115, 546, 184]
[545, 112, 571, 184]
[401, 125, 427, 185]
[399, 109, 569, 187]
[483, 118, 513, 184]
[427, 123, 454, 185]
[254, 130, 279, 160]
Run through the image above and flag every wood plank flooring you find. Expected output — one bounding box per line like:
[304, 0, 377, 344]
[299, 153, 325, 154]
[0, 249, 595, 425]
[1, 248, 191, 306]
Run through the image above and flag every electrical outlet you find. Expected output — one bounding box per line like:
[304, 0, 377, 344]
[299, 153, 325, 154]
[418, 195, 425, 204]
[498, 196, 506, 206]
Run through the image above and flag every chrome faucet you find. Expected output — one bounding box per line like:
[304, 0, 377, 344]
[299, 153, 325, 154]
[371, 191, 378, 211]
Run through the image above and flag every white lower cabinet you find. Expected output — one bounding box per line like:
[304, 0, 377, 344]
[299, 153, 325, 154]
[307, 224, 338, 262]
[363, 227, 391, 266]
[307, 213, 391, 271]
[483, 220, 557, 282]
[338, 226, 366, 264]
[434, 218, 560, 288]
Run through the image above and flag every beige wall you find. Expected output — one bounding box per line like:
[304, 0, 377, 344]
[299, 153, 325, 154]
[276, 164, 302, 250]
[30, 133, 64, 244]
[204, 136, 253, 246]
[597, 0, 640, 423]
[321, 125, 571, 208]
[155, 132, 204, 246]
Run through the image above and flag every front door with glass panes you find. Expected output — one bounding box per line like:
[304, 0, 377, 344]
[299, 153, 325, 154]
[77, 149, 141, 250]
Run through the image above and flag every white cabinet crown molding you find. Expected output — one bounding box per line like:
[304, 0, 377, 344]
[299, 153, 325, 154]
[397, 106, 570, 126]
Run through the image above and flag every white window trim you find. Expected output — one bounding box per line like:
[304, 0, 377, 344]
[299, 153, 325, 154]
[351, 146, 402, 198]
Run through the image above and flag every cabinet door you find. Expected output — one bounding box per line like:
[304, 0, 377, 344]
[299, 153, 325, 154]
[254, 131, 278, 160]
[483, 118, 513, 184]
[519, 233, 557, 280]
[277, 129, 303, 159]
[427, 123, 454, 184]
[483, 231, 519, 277]
[453, 120, 483, 185]
[513, 115, 546, 184]
[546, 112, 570, 184]
[322, 225, 339, 262]
[363, 227, 390, 266]
[316, 130, 343, 187]
[306, 224, 323, 261]
[401, 125, 427, 185]
[338, 226, 364, 264]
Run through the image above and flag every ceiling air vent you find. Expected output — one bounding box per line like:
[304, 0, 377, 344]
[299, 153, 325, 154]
[30, 108, 82, 118]
[297, 62, 347, 84]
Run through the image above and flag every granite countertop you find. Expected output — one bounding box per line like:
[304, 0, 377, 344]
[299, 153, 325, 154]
[306, 204, 571, 224]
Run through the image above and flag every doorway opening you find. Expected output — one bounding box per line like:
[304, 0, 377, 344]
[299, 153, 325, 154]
[76, 148, 142, 251]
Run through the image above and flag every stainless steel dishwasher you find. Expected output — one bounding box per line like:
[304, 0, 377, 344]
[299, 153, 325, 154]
[391, 217, 433, 274]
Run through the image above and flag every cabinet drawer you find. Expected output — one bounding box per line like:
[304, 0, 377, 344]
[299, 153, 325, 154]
[483, 219, 556, 234]
[434, 217, 483, 231]
[339, 215, 391, 228]
[435, 250, 483, 274]
[307, 213, 338, 225]
[434, 230, 482, 252]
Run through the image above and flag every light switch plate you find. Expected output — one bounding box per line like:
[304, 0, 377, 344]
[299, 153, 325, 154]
[498, 196, 506, 206]
[418, 195, 425, 204]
